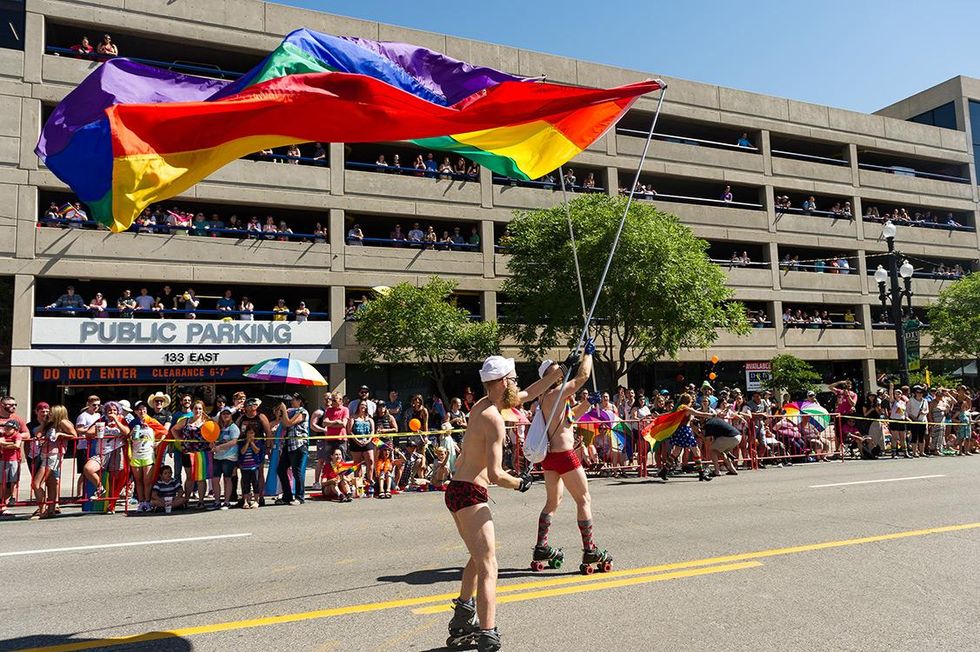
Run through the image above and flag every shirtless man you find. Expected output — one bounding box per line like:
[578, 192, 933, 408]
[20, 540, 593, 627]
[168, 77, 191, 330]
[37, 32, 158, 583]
[445, 355, 564, 652]
[530, 341, 613, 575]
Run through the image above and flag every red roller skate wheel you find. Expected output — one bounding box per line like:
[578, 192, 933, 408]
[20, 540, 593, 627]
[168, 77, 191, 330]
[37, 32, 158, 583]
[530, 561, 545, 572]
[580, 563, 594, 575]
[601, 561, 613, 573]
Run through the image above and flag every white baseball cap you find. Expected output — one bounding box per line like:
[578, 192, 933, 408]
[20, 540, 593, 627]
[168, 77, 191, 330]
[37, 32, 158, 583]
[480, 356, 515, 382]
[538, 359, 556, 379]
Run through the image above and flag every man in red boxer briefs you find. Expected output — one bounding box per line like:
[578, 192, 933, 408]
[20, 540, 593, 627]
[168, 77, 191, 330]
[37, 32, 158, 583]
[444, 355, 563, 652]
[531, 341, 613, 574]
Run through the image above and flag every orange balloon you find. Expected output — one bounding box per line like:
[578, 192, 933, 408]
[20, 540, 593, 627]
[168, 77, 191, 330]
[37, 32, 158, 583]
[201, 420, 220, 442]
[710, 355, 719, 365]
[408, 418, 422, 432]
[708, 372, 717, 381]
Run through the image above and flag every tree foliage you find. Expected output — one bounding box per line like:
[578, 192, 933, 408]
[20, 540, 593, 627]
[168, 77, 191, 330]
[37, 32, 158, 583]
[353, 277, 500, 403]
[926, 273, 980, 363]
[501, 193, 750, 380]
[763, 354, 821, 399]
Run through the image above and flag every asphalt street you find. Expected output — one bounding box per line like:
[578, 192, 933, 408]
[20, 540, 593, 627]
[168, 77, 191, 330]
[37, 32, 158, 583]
[1, 456, 978, 652]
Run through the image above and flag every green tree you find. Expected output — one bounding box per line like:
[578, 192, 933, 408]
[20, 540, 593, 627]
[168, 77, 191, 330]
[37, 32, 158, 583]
[501, 194, 750, 381]
[353, 277, 500, 404]
[927, 273, 980, 365]
[763, 354, 820, 399]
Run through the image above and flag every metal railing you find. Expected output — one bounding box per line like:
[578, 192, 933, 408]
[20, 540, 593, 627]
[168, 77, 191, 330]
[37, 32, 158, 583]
[37, 306, 328, 319]
[348, 236, 479, 251]
[346, 160, 477, 183]
[770, 149, 849, 166]
[39, 217, 328, 242]
[492, 175, 606, 193]
[44, 46, 246, 79]
[857, 161, 970, 184]
[862, 215, 975, 232]
[635, 191, 764, 210]
[618, 128, 759, 153]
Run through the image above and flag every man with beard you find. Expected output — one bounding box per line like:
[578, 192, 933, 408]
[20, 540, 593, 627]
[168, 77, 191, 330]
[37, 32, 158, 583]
[444, 355, 564, 652]
[529, 341, 609, 576]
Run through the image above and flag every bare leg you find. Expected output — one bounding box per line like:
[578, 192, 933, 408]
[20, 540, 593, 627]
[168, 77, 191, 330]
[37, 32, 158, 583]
[560, 466, 593, 529]
[452, 503, 497, 629]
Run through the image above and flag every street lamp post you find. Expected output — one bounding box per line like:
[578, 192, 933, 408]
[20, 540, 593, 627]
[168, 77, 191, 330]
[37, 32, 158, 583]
[874, 220, 915, 386]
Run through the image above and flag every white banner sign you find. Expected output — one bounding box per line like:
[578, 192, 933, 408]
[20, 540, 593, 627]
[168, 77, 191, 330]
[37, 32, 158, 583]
[31, 317, 331, 347]
[745, 362, 772, 391]
[19, 317, 336, 368]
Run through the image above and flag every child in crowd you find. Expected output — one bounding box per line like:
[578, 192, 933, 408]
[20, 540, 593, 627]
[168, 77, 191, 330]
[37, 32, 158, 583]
[429, 446, 450, 490]
[238, 426, 263, 509]
[401, 440, 427, 490]
[150, 465, 186, 512]
[374, 445, 394, 498]
[321, 448, 353, 502]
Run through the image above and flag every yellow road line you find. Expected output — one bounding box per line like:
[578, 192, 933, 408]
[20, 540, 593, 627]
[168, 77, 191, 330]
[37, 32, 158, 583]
[18, 521, 980, 652]
[414, 561, 762, 614]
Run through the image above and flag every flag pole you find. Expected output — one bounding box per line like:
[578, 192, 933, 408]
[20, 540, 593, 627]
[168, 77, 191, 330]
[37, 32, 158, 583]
[538, 81, 668, 439]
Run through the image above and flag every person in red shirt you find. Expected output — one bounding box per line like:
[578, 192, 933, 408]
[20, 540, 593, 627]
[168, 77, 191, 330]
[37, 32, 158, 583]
[70, 36, 93, 57]
[1, 419, 23, 515]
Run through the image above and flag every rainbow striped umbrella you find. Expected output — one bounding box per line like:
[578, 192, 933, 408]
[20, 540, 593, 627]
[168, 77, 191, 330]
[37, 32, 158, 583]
[782, 401, 830, 431]
[243, 358, 327, 386]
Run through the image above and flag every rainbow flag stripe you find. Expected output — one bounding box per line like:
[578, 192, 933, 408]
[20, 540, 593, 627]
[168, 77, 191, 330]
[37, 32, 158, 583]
[36, 28, 660, 232]
[333, 460, 358, 475]
[188, 451, 213, 482]
[641, 410, 686, 451]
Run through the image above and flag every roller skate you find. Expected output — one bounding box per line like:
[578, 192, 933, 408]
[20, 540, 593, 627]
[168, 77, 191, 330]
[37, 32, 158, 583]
[530, 545, 564, 571]
[475, 628, 501, 652]
[446, 597, 480, 649]
[698, 465, 712, 482]
[579, 547, 613, 575]
[658, 456, 677, 481]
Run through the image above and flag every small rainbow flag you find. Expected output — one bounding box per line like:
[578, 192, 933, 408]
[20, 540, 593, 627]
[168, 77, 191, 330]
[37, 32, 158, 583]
[333, 460, 358, 475]
[641, 411, 686, 451]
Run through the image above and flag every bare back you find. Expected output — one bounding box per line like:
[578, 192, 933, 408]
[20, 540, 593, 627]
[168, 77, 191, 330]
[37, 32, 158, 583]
[453, 397, 506, 487]
[538, 383, 577, 453]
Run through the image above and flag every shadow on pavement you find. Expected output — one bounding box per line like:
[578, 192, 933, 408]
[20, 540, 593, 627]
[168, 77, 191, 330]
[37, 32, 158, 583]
[1, 633, 192, 651]
[378, 565, 579, 586]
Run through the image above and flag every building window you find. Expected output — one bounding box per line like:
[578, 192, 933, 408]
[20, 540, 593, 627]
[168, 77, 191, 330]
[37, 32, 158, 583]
[0, 0, 24, 51]
[909, 101, 956, 130]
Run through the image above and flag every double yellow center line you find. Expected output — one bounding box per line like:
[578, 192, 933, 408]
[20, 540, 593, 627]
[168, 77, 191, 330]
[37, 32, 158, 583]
[19, 522, 980, 652]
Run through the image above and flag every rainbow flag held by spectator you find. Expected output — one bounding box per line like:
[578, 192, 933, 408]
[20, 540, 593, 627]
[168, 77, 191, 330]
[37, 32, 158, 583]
[333, 460, 358, 475]
[188, 451, 212, 482]
[641, 410, 686, 451]
[36, 28, 660, 232]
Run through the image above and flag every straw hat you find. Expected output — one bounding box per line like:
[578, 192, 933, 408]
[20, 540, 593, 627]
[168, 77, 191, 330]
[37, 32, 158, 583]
[146, 391, 171, 408]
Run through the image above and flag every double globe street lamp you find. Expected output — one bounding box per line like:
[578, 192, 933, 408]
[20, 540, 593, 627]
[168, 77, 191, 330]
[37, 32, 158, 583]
[873, 220, 915, 386]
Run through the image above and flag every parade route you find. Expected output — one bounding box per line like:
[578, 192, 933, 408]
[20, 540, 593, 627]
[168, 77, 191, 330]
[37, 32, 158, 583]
[2, 456, 978, 652]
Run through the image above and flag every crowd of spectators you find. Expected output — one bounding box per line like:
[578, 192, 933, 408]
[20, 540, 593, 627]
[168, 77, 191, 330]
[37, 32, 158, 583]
[3, 378, 976, 517]
[42, 285, 318, 321]
[780, 253, 853, 274]
[346, 222, 481, 249]
[68, 34, 118, 58]
[864, 206, 965, 228]
[782, 307, 858, 329]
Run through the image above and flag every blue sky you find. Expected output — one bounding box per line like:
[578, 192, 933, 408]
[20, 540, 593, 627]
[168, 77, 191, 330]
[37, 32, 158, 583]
[273, 0, 980, 114]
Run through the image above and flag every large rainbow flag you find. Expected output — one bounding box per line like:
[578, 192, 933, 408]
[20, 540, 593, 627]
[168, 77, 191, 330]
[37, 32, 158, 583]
[640, 410, 686, 451]
[36, 28, 661, 232]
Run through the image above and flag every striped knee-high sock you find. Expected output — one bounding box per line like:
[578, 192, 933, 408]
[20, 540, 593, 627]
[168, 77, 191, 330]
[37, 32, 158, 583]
[536, 512, 552, 547]
[578, 519, 595, 551]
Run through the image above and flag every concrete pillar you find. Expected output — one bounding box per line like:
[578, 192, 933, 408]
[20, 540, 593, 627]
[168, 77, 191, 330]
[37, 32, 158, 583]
[773, 299, 785, 350]
[328, 284, 347, 394]
[758, 129, 772, 176]
[855, 248, 868, 296]
[763, 184, 776, 234]
[860, 302, 874, 349]
[605, 167, 619, 196]
[22, 12, 43, 84]
[329, 143, 345, 195]
[768, 241, 781, 291]
[9, 274, 35, 402]
[481, 219, 495, 279]
[328, 208, 345, 272]
[481, 290, 497, 321]
[852, 195, 864, 242]
[861, 358, 878, 393]
[15, 184, 36, 260]
[847, 143, 859, 187]
[605, 130, 617, 157]
[480, 164, 493, 208]
[18, 98, 40, 171]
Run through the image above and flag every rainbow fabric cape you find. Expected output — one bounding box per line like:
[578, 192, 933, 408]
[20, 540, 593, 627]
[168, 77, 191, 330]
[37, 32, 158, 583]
[36, 28, 660, 232]
[640, 410, 686, 451]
